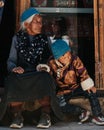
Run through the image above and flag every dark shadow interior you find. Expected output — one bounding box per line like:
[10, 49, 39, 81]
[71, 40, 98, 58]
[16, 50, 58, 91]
[0, 0, 15, 87]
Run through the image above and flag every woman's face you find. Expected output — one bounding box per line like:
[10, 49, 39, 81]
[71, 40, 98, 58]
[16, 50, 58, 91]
[58, 51, 71, 65]
[25, 14, 42, 35]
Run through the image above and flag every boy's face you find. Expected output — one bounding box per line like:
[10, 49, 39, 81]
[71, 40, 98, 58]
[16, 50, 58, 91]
[58, 51, 71, 65]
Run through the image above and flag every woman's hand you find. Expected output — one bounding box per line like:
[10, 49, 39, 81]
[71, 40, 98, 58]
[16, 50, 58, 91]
[12, 66, 24, 74]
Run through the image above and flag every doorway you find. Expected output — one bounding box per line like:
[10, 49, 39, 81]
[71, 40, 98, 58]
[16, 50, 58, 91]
[0, 0, 15, 87]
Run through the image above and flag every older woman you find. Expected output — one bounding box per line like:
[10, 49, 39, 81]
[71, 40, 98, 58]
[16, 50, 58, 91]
[4, 7, 64, 129]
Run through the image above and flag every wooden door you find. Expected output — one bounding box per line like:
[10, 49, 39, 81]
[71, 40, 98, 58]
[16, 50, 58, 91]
[15, 0, 30, 30]
[94, 0, 104, 90]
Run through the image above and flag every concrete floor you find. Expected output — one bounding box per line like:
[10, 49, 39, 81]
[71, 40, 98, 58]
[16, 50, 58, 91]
[0, 122, 104, 130]
[0, 92, 104, 130]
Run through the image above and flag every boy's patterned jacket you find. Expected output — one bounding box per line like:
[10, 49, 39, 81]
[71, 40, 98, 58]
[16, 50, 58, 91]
[48, 55, 94, 95]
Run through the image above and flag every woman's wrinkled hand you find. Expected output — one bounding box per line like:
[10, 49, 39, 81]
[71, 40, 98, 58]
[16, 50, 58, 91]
[12, 66, 24, 74]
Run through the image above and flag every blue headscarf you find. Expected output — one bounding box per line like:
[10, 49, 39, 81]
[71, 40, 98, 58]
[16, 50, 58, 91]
[20, 7, 40, 22]
[51, 39, 71, 59]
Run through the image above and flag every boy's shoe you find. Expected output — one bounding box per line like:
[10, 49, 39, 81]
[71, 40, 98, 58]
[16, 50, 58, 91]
[92, 116, 104, 125]
[10, 112, 24, 129]
[79, 110, 90, 122]
[37, 113, 51, 128]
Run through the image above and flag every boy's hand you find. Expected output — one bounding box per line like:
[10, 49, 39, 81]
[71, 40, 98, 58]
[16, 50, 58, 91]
[36, 64, 50, 72]
[87, 86, 97, 93]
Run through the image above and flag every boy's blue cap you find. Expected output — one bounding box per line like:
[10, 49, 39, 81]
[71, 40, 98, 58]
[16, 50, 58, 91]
[20, 7, 40, 22]
[51, 39, 71, 59]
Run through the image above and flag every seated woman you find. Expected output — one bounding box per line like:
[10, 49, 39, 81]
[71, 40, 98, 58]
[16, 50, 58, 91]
[3, 7, 64, 129]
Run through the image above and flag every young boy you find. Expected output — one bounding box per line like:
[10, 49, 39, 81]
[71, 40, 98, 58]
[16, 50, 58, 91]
[48, 39, 104, 125]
